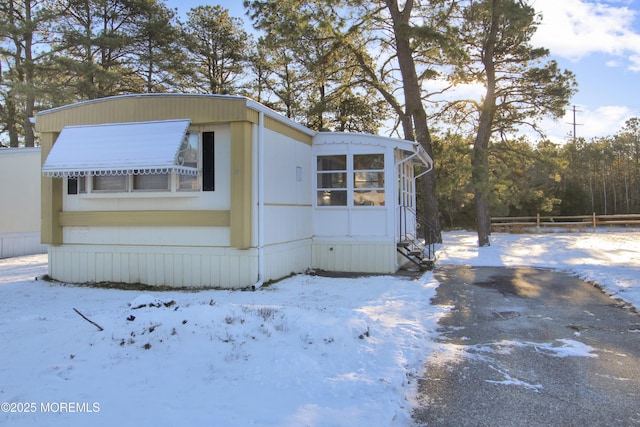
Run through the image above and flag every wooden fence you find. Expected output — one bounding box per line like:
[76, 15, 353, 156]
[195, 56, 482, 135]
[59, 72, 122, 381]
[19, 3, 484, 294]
[491, 213, 640, 233]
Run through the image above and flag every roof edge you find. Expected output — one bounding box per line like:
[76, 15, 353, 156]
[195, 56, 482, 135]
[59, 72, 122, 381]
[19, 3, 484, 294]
[246, 99, 316, 137]
[36, 93, 248, 117]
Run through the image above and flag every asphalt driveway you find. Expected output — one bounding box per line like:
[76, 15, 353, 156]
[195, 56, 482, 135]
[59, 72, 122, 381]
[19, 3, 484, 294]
[413, 266, 640, 426]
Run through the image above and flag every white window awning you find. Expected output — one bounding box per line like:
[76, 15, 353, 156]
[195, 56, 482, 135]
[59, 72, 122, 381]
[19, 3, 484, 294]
[42, 119, 198, 177]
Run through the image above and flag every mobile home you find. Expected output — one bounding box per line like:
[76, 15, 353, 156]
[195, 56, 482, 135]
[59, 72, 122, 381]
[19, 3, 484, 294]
[0, 147, 47, 258]
[36, 94, 431, 288]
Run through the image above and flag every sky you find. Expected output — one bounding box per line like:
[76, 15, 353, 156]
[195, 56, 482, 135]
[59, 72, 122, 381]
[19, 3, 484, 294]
[165, 0, 640, 143]
[1, 230, 638, 426]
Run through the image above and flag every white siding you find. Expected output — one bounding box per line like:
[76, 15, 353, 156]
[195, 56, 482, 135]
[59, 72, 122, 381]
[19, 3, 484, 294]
[0, 148, 46, 258]
[0, 232, 46, 259]
[311, 240, 397, 274]
[63, 226, 230, 247]
[49, 245, 258, 288]
[263, 129, 312, 207]
[264, 206, 312, 245]
[263, 239, 312, 283]
[313, 209, 350, 237]
[258, 127, 313, 270]
[351, 208, 389, 237]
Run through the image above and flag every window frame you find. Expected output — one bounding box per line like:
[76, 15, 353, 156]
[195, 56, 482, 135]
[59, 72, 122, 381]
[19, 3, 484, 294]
[177, 132, 200, 192]
[315, 152, 386, 208]
[65, 130, 210, 196]
[353, 153, 385, 207]
[92, 174, 129, 193]
[132, 172, 171, 192]
[316, 154, 348, 207]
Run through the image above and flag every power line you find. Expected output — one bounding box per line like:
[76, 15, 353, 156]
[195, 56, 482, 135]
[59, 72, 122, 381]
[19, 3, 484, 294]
[567, 105, 583, 142]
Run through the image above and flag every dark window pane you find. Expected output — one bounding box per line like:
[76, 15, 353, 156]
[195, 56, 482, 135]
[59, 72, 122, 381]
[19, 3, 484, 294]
[203, 131, 215, 191]
[67, 177, 78, 195]
[354, 154, 384, 170]
[317, 172, 347, 188]
[133, 173, 169, 191]
[93, 175, 127, 192]
[317, 155, 346, 171]
[317, 190, 347, 206]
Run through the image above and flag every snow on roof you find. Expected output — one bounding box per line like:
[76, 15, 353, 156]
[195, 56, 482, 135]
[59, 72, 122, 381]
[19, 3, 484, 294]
[42, 119, 197, 177]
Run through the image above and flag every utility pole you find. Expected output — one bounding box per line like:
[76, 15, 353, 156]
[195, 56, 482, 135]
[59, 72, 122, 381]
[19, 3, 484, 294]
[568, 105, 582, 143]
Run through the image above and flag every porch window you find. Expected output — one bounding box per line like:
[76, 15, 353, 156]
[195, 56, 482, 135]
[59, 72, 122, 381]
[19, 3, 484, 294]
[353, 154, 385, 206]
[317, 155, 347, 206]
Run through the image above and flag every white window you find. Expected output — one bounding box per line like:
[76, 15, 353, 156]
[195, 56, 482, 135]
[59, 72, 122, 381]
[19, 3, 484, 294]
[316, 153, 385, 207]
[317, 155, 347, 206]
[353, 154, 385, 206]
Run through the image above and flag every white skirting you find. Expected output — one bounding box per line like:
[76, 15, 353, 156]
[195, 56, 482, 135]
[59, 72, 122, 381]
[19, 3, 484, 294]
[48, 239, 312, 289]
[311, 239, 398, 274]
[0, 232, 47, 259]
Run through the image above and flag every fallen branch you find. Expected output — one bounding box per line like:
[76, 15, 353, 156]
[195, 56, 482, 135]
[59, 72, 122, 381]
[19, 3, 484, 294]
[73, 308, 104, 331]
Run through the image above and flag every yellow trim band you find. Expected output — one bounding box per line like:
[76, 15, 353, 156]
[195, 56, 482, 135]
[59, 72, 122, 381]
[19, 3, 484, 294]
[58, 210, 230, 227]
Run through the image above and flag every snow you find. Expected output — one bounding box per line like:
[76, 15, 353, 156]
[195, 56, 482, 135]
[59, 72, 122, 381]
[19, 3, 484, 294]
[0, 231, 638, 426]
[41, 119, 194, 177]
[472, 339, 599, 359]
[485, 365, 544, 392]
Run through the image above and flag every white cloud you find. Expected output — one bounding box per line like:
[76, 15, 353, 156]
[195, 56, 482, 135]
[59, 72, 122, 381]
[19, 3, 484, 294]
[531, 0, 640, 68]
[535, 104, 634, 143]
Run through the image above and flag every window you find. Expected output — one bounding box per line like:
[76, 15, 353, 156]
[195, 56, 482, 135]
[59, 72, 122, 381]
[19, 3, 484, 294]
[67, 177, 86, 195]
[317, 155, 347, 206]
[67, 173, 173, 194]
[93, 175, 128, 192]
[45, 119, 204, 195]
[315, 153, 385, 207]
[68, 178, 78, 195]
[353, 154, 385, 206]
[133, 173, 169, 191]
[62, 130, 213, 195]
[178, 132, 200, 191]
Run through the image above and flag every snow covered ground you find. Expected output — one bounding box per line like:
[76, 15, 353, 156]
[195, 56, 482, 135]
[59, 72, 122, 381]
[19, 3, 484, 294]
[438, 230, 640, 310]
[0, 231, 638, 426]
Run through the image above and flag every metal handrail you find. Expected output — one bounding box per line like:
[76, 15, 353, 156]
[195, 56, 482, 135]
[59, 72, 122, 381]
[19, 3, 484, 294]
[398, 205, 437, 261]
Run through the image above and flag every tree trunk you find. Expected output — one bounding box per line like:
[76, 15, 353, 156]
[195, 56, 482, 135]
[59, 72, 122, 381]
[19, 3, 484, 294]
[23, 1, 35, 147]
[386, 0, 442, 242]
[471, 0, 499, 247]
[472, 144, 491, 246]
[6, 96, 20, 147]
